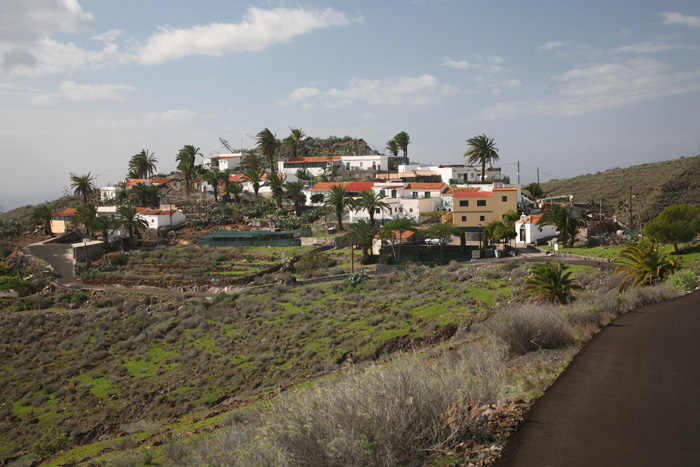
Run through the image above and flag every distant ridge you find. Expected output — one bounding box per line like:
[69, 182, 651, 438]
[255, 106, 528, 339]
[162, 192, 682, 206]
[541, 155, 700, 222]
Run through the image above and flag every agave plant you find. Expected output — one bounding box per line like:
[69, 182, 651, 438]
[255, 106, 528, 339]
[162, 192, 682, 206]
[524, 261, 581, 304]
[615, 238, 681, 291]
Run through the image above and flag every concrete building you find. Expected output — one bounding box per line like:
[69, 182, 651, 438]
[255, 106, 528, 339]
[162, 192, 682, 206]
[449, 187, 518, 232]
[515, 213, 557, 244]
[204, 154, 243, 171]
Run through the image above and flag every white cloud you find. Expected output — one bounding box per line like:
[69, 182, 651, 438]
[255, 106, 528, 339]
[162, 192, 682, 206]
[477, 57, 700, 120]
[281, 74, 445, 108]
[441, 58, 473, 70]
[136, 7, 352, 65]
[659, 12, 700, 27]
[59, 81, 134, 101]
[537, 41, 565, 52]
[614, 35, 682, 53]
[440, 55, 504, 72]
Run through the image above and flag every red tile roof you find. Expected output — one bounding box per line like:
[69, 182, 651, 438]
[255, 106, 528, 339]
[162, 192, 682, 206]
[522, 214, 543, 224]
[125, 178, 151, 187]
[493, 187, 517, 191]
[445, 186, 480, 194]
[307, 181, 376, 192]
[151, 177, 175, 186]
[286, 156, 341, 163]
[454, 191, 493, 197]
[406, 183, 446, 190]
[140, 209, 177, 216]
[308, 182, 349, 191]
[52, 208, 78, 218]
[211, 154, 242, 160]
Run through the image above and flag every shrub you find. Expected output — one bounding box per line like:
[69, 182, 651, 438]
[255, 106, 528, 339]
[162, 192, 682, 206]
[70, 291, 89, 305]
[667, 269, 698, 292]
[30, 426, 69, 456]
[109, 253, 129, 266]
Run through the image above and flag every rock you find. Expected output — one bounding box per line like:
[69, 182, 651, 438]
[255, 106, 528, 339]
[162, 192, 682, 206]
[496, 397, 510, 408]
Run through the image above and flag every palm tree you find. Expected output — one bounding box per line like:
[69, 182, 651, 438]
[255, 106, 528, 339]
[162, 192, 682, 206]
[284, 180, 306, 216]
[378, 217, 419, 261]
[264, 172, 287, 209]
[282, 128, 307, 158]
[386, 138, 399, 157]
[537, 205, 585, 248]
[324, 184, 354, 231]
[114, 205, 149, 247]
[176, 145, 202, 194]
[31, 205, 54, 237]
[524, 182, 543, 201]
[224, 182, 243, 203]
[129, 183, 159, 207]
[525, 261, 580, 304]
[91, 216, 115, 243]
[394, 131, 411, 159]
[128, 149, 157, 179]
[242, 150, 262, 171]
[71, 203, 98, 238]
[202, 169, 222, 202]
[177, 157, 195, 195]
[70, 173, 96, 204]
[615, 238, 681, 291]
[219, 169, 233, 192]
[255, 128, 281, 174]
[347, 220, 378, 264]
[356, 190, 390, 226]
[464, 134, 499, 181]
[243, 169, 264, 198]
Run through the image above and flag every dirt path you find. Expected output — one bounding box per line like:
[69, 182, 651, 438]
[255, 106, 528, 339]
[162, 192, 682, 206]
[495, 290, 700, 467]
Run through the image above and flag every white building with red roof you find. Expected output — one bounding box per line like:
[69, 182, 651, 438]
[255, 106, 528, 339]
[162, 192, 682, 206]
[204, 153, 243, 171]
[515, 213, 557, 245]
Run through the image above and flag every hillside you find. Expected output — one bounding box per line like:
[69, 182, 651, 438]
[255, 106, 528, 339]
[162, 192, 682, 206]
[541, 155, 700, 222]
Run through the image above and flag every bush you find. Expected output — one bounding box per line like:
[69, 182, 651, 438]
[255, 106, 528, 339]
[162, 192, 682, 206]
[109, 253, 129, 267]
[667, 269, 698, 292]
[295, 250, 337, 276]
[30, 426, 69, 456]
[70, 291, 89, 305]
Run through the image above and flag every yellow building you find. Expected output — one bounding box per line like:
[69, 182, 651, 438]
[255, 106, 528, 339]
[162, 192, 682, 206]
[50, 208, 78, 234]
[451, 187, 517, 231]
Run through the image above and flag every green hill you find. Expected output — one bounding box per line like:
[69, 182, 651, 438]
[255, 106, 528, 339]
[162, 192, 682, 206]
[541, 155, 700, 222]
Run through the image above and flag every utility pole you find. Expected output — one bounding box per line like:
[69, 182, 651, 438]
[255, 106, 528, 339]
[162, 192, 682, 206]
[350, 230, 355, 273]
[537, 167, 540, 186]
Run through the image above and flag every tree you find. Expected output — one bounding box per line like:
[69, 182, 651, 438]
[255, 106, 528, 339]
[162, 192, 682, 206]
[91, 216, 115, 243]
[255, 128, 281, 174]
[524, 182, 543, 201]
[202, 169, 223, 203]
[242, 150, 263, 171]
[386, 139, 399, 157]
[356, 190, 390, 226]
[224, 182, 243, 203]
[70, 173, 96, 204]
[537, 205, 585, 248]
[423, 223, 460, 256]
[347, 220, 378, 264]
[128, 149, 157, 179]
[128, 183, 159, 207]
[176, 145, 202, 194]
[464, 134, 499, 181]
[31, 205, 54, 237]
[394, 131, 411, 159]
[71, 203, 98, 238]
[643, 204, 700, 253]
[114, 205, 149, 247]
[282, 128, 307, 158]
[525, 261, 581, 304]
[284, 180, 306, 216]
[615, 238, 682, 291]
[378, 217, 419, 261]
[243, 169, 264, 199]
[324, 184, 354, 231]
[264, 172, 287, 209]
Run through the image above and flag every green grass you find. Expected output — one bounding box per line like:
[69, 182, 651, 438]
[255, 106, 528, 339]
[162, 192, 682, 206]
[74, 373, 120, 401]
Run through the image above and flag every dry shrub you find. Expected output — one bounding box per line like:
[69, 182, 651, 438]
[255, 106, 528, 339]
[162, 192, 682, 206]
[622, 283, 676, 309]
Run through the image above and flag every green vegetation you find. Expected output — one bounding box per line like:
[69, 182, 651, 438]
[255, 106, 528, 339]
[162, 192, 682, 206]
[615, 238, 682, 291]
[643, 204, 700, 253]
[525, 261, 581, 304]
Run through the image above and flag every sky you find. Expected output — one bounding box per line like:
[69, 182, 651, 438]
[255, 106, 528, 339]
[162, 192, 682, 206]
[1, 0, 699, 211]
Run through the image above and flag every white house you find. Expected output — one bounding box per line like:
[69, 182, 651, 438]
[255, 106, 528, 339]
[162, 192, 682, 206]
[138, 208, 187, 229]
[348, 182, 447, 224]
[100, 185, 123, 201]
[340, 154, 389, 172]
[515, 213, 557, 244]
[204, 153, 243, 171]
[225, 172, 299, 197]
[278, 156, 342, 177]
[396, 164, 503, 184]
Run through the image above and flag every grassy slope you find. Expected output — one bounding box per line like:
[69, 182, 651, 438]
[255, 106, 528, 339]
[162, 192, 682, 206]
[541, 154, 700, 221]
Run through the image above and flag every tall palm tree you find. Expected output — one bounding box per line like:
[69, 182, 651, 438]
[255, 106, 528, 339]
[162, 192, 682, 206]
[386, 138, 399, 157]
[524, 182, 543, 201]
[264, 172, 287, 209]
[219, 169, 233, 192]
[202, 169, 223, 202]
[71, 203, 98, 238]
[615, 238, 681, 291]
[128, 183, 160, 207]
[224, 182, 243, 203]
[282, 128, 307, 158]
[176, 145, 202, 194]
[394, 131, 411, 159]
[177, 157, 195, 195]
[31, 205, 54, 237]
[324, 184, 354, 231]
[114, 205, 149, 247]
[70, 173, 96, 204]
[255, 128, 281, 174]
[356, 190, 390, 226]
[347, 220, 378, 264]
[537, 205, 586, 248]
[242, 150, 262, 171]
[91, 216, 116, 243]
[525, 261, 581, 304]
[284, 180, 306, 216]
[243, 169, 264, 198]
[464, 134, 499, 181]
[128, 149, 158, 179]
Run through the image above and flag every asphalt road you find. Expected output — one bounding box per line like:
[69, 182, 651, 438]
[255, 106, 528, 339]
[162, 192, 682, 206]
[495, 290, 700, 467]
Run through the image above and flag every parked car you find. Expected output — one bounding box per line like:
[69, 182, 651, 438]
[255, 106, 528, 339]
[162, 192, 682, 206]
[425, 238, 447, 245]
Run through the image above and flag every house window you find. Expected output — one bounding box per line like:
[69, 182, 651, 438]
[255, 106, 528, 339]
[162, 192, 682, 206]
[410, 208, 413, 213]
[360, 162, 363, 167]
[502, 196, 508, 202]
[391, 189, 397, 198]
[425, 192, 430, 198]
[461, 216, 467, 222]
[394, 207, 398, 213]
[375, 208, 380, 214]
[380, 189, 386, 196]
[477, 200, 486, 206]
[459, 200, 469, 207]
[412, 192, 418, 199]
[480, 216, 485, 222]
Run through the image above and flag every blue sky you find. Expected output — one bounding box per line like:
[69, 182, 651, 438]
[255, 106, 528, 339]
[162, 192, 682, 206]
[1, 0, 699, 211]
